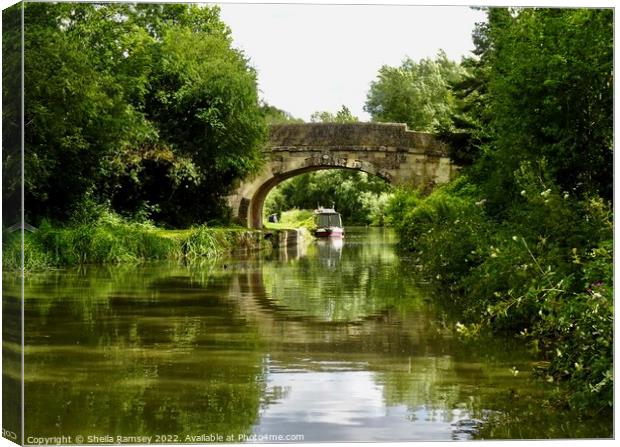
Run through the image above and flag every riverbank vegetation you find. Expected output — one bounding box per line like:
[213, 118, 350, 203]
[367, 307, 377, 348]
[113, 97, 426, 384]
[385, 8, 612, 415]
[2, 209, 272, 270]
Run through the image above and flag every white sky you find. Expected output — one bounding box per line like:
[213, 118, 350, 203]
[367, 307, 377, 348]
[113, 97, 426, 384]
[217, 2, 487, 121]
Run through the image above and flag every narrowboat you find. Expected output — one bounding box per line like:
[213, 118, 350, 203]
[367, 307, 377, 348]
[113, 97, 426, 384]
[314, 206, 344, 238]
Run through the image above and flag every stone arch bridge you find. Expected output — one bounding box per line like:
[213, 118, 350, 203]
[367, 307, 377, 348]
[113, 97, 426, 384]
[228, 123, 458, 228]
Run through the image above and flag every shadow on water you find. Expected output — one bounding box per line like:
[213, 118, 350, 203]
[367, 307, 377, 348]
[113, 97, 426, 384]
[4, 227, 612, 441]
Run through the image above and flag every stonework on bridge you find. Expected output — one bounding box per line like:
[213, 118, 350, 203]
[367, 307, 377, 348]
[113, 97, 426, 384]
[228, 122, 459, 228]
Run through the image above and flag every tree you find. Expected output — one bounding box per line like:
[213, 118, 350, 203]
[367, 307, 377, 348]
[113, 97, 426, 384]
[23, 2, 154, 222]
[2, 4, 23, 226]
[435, 56, 489, 166]
[484, 8, 613, 200]
[310, 105, 359, 123]
[20, 3, 267, 226]
[364, 51, 465, 132]
[141, 15, 266, 225]
[259, 103, 303, 124]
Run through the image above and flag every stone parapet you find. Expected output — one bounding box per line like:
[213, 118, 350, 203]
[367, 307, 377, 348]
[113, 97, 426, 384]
[268, 123, 449, 155]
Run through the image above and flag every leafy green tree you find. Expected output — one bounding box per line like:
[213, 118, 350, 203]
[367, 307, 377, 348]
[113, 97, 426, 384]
[23, 2, 154, 222]
[19, 3, 267, 226]
[2, 4, 23, 227]
[259, 103, 303, 124]
[310, 105, 359, 123]
[436, 38, 491, 166]
[484, 8, 613, 201]
[364, 51, 465, 131]
[141, 14, 266, 225]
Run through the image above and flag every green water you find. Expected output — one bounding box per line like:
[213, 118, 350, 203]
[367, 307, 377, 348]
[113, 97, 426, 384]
[3, 228, 612, 442]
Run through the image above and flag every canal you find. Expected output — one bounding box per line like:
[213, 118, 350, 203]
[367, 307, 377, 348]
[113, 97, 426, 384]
[5, 227, 611, 441]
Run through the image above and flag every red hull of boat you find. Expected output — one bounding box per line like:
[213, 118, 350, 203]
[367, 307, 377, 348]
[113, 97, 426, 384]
[314, 227, 344, 238]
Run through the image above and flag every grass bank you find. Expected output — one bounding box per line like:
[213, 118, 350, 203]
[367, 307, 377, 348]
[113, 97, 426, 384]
[386, 175, 613, 416]
[2, 213, 274, 271]
[263, 209, 316, 231]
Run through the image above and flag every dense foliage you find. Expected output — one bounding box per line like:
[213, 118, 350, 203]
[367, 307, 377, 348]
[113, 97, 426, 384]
[364, 51, 465, 131]
[2, 4, 22, 227]
[387, 8, 613, 415]
[4, 3, 266, 227]
[265, 170, 392, 226]
[483, 8, 613, 203]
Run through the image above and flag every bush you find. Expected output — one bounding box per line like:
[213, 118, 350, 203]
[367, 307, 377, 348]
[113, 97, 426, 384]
[387, 181, 489, 286]
[386, 168, 613, 413]
[533, 239, 613, 410]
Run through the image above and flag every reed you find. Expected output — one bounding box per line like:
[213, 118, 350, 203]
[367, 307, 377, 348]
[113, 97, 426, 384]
[2, 215, 271, 271]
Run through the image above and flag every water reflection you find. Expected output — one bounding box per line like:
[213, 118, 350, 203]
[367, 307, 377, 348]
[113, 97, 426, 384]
[17, 266, 267, 440]
[315, 238, 343, 268]
[5, 228, 610, 442]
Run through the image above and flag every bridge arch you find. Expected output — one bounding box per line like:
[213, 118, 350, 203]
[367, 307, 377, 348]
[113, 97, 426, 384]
[228, 123, 458, 228]
[244, 162, 390, 229]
